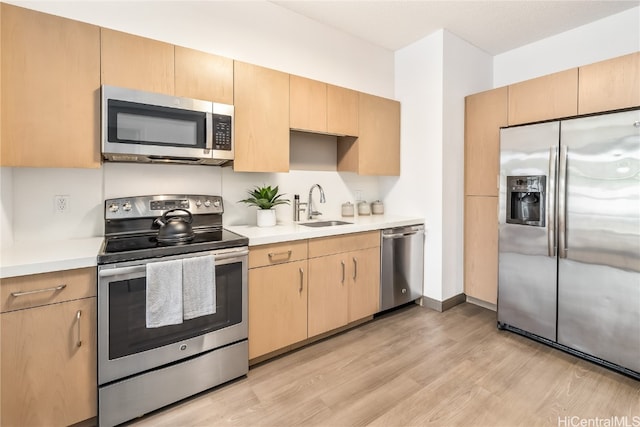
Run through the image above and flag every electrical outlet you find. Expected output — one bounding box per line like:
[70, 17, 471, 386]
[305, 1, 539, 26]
[354, 190, 363, 201]
[54, 195, 70, 214]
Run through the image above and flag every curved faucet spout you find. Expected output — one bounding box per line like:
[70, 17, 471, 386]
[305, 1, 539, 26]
[308, 184, 326, 220]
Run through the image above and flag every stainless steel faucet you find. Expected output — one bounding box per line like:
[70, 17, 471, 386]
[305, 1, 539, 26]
[307, 184, 326, 220]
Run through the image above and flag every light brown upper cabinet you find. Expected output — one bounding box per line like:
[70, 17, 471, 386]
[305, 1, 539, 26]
[578, 52, 640, 115]
[464, 87, 508, 197]
[233, 61, 290, 172]
[101, 28, 174, 94]
[290, 75, 327, 133]
[508, 68, 578, 126]
[289, 75, 359, 136]
[327, 84, 359, 136]
[338, 93, 400, 176]
[174, 46, 234, 104]
[1, 3, 101, 168]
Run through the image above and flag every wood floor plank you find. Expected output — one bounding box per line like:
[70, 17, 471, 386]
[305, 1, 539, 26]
[127, 303, 640, 427]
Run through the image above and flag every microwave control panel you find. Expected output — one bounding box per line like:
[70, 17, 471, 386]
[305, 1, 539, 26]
[213, 114, 232, 151]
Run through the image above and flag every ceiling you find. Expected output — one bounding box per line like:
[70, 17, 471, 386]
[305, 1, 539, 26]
[271, 1, 639, 55]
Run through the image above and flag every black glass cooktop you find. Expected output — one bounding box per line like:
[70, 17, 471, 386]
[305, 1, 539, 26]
[98, 228, 248, 264]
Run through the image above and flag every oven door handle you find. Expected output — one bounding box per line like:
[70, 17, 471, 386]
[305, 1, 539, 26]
[99, 265, 147, 278]
[98, 249, 249, 278]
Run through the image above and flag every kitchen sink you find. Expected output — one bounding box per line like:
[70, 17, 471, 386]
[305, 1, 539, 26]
[300, 220, 353, 227]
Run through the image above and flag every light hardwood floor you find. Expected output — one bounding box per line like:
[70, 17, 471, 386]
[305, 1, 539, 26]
[128, 303, 640, 427]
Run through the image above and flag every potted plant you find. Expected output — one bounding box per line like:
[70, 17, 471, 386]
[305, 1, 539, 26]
[239, 185, 290, 227]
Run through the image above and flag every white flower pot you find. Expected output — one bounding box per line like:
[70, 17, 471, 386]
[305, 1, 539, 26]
[256, 209, 276, 227]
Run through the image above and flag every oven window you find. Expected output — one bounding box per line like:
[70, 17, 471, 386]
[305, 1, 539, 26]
[108, 262, 242, 360]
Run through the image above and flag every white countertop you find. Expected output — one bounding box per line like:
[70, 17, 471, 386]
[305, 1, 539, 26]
[0, 215, 424, 278]
[0, 237, 104, 279]
[226, 214, 425, 246]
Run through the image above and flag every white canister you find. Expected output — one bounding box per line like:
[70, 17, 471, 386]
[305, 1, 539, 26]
[357, 201, 371, 216]
[342, 202, 355, 217]
[371, 200, 384, 215]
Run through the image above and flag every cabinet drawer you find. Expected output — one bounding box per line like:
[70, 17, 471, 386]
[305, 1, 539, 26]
[308, 231, 380, 258]
[249, 240, 308, 269]
[1, 267, 97, 313]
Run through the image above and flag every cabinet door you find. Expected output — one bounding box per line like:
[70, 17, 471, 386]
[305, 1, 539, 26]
[348, 246, 380, 322]
[464, 87, 508, 197]
[327, 84, 358, 136]
[290, 75, 327, 133]
[508, 68, 578, 126]
[101, 28, 174, 94]
[338, 92, 400, 176]
[1, 3, 100, 168]
[233, 61, 290, 172]
[174, 46, 233, 104]
[308, 253, 349, 337]
[1, 297, 97, 426]
[464, 196, 498, 305]
[578, 52, 640, 115]
[248, 260, 307, 359]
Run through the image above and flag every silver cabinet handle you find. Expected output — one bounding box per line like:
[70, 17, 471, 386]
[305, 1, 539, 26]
[341, 260, 345, 284]
[299, 268, 304, 293]
[76, 310, 83, 348]
[268, 250, 292, 261]
[353, 257, 358, 280]
[11, 284, 67, 297]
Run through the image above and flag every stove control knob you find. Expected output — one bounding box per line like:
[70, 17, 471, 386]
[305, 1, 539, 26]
[122, 201, 132, 212]
[195, 200, 202, 208]
[108, 203, 119, 213]
[213, 200, 221, 208]
[204, 200, 211, 208]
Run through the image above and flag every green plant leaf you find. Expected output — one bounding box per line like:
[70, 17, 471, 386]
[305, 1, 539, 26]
[238, 185, 290, 209]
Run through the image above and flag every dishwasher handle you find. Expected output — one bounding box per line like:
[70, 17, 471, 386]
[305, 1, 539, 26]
[382, 226, 425, 240]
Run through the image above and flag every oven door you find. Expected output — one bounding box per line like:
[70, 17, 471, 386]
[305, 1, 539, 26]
[97, 247, 248, 385]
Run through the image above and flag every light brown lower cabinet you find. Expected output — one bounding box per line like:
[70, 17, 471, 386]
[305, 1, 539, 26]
[1, 297, 97, 426]
[248, 231, 381, 360]
[248, 260, 308, 359]
[0, 268, 97, 427]
[464, 196, 499, 305]
[308, 232, 380, 337]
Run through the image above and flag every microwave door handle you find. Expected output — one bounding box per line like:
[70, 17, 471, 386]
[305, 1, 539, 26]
[206, 112, 213, 150]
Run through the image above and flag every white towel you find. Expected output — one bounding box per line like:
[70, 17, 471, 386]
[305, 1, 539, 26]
[146, 259, 184, 328]
[182, 255, 216, 320]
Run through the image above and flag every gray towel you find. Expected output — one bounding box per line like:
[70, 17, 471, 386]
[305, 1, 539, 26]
[182, 255, 216, 320]
[146, 259, 184, 328]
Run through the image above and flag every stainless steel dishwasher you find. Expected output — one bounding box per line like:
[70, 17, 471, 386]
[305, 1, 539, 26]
[380, 224, 425, 311]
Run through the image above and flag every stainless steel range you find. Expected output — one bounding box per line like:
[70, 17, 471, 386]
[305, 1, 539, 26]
[97, 194, 249, 427]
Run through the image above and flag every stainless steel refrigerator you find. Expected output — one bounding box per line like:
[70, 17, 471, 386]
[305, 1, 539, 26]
[497, 108, 640, 379]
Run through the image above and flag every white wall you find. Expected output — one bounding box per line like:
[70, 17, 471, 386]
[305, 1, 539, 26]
[0, 168, 13, 247]
[441, 32, 494, 300]
[383, 31, 445, 300]
[383, 30, 492, 302]
[494, 6, 640, 87]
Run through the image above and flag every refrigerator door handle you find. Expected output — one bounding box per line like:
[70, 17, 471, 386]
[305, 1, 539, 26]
[558, 144, 568, 259]
[548, 146, 558, 257]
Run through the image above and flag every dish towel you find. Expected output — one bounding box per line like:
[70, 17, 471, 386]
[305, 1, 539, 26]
[182, 255, 216, 320]
[146, 259, 184, 328]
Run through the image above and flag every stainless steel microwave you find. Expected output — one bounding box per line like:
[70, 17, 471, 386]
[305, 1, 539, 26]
[101, 85, 234, 166]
